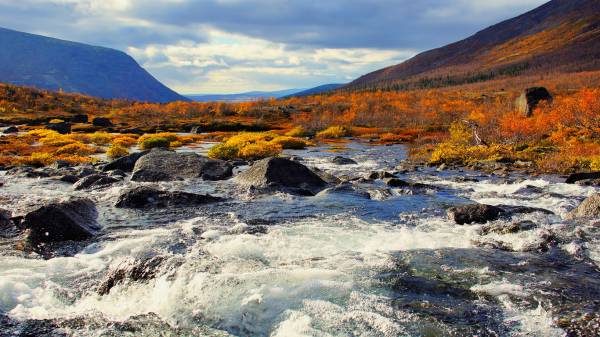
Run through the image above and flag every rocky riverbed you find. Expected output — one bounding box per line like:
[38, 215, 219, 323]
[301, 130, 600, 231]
[1, 142, 599, 336]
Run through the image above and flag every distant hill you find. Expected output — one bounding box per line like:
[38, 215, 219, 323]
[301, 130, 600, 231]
[284, 84, 345, 98]
[0, 27, 187, 103]
[346, 0, 600, 91]
[187, 88, 304, 102]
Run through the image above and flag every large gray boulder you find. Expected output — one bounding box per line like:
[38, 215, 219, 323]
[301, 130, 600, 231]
[448, 204, 504, 225]
[115, 186, 223, 209]
[516, 87, 552, 117]
[236, 157, 328, 195]
[565, 172, 600, 184]
[102, 151, 149, 172]
[567, 194, 600, 219]
[73, 174, 119, 190]
[97, 255, 167, 295]
[19, 198, 99, 250]
[131, 149, 232, 182]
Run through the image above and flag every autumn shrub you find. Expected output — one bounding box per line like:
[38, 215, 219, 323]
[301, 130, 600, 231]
[49, 119, 64, 124]
[17, 152, 53, 166]
[316, 126, 352, 139]
[285, 126, 310, 137]
[107, 144, 129, 159]
[138, 132, 179, 144]
[270, 136, 310, 149]
[140, 137, 170, 150]
[111, 135, 138, 147]
[237, 141, 282, 161]
[54, 143, 97, 156]
[89, 132, 113, 145]
[208, 132, 302, 160]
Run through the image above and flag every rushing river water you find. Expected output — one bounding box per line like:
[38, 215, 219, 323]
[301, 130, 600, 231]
[1, 143, 599, 336]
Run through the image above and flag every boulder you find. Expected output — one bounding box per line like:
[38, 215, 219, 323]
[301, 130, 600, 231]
[59, 175, 80, 184]
[567, 194, 600, 219]
[115, 186, 223, 209]
[384, 178, 431, 189]
[366, 171, 396, 180]
[3, 126, 18, 134]
[19, 198, 99, 250]
[235, 157, 328, 195]
[331, 156, 358, 165]
[73, 174, 119, 190]
[0, 208, 11, 227]
[70, 114, 88, 123]
[92, 117, 113, 127]
[310, 167, 342, 185]
[102, 151, 149, 172]
[479, 220, 538, 235]
[447, 204, 504, 225]
[46, 122, 71, 134]
[565, 172, 600, 184]
[131, 149, 232, 182]
[516, 87, 552, 117]
[97, 255, 166, 295]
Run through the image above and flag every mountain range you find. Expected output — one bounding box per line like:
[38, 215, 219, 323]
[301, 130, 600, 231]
[187, 89, 304, 103]
[0, 27, 187, 103]
[345, 0, 600, 91]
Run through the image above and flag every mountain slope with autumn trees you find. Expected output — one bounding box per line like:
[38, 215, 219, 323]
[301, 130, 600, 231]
[346, 0, 600, 91]
[0, 27, 187, 103]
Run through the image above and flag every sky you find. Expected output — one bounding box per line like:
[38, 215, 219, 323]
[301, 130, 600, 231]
[0, 0, 548, 94]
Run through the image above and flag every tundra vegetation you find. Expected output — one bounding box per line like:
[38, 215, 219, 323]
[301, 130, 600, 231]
[1, 70, 599, 173]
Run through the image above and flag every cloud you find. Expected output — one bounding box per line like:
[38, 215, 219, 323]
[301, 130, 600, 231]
[0, 0, 549, 93]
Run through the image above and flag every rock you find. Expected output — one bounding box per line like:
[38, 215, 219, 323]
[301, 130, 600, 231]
[131, 149, 232, 182]
[317, 182, 371, 199]
[92, 117, 113, 127]
[115, 186, 223, 209]
[310, 167, 342, 185]
[3, 125, 18, 134]
[384, 178, 427, 188]
[566, 172, 600, 184]
[73, 174, 119, 190]
[567, 194, 600, 219]
[70, 114, 88, 123]
[102, 151, 149, 172]
[59, 175, 80, 184]
[576, 178, 600, 187]
[331, 156, 357, 165]
[0, 208, 11, 227]
[235, 157, 328, 195]
[19, 198, 99, 250]
[46, 122, 71, 134]
[97, 255, 166, 295]
[516, 87, 553, 117]
[514, 185, 544, 195]
[437, 163, 447, 171]
[366, 171, 395, 180]
[447, 204, 504, 225]
[51, 160, 72, 169]
[480, 220, 538, 235]
[106, 169, 126, 178]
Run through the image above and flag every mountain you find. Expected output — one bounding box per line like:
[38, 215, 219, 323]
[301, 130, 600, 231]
[187, 89, 304, 102]
[284, 84, 345, 98]
[346, 0, 600, 91]
[0, 27, 187, 103]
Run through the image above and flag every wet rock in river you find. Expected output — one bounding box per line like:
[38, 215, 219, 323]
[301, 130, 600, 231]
[310, 166, 342, 185]
[447, 204, 504, 225]
[0, 314, 67, 337]
[565, 171, 600, 184]
[131, 149, 232, 182]
[115, 186, 223, 209]
[566, 194, 600, 219]
[479, 220, 538, 235]
[102, 151, 149, 172]
[73, 174, 119, 190]
[235, 157, 328, 196]
[366, 171, 396, 180]
[497, 205, 554, 216]
[3, 125, 18, 134]
[97, 255, 167, 295]
[19, 198, 99, 251]
[514, 185, 544, 195]
[576, 178, 600, 187]
[331, 156, 357, 165]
